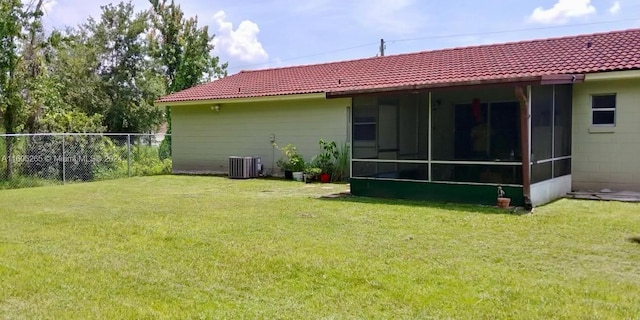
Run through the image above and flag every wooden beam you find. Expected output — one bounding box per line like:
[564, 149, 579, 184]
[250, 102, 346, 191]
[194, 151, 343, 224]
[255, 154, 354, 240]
[515, 86, 533, 210]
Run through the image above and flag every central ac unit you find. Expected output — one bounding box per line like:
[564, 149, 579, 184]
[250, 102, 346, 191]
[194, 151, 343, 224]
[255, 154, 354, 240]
[228, 156, 261, 179]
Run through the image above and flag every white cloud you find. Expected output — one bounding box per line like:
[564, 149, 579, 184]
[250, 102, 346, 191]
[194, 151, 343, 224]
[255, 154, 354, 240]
[528, 0, 596, 24]
[609, 1, 621, 14]
[212, 10, 268, 63]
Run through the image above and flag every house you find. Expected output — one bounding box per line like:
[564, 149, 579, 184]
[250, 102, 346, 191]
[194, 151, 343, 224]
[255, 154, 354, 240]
[155, 28, 640, 207]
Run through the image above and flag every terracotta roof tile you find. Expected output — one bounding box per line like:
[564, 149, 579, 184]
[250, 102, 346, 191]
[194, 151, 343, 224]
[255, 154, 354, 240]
[157, 28, 640, 103]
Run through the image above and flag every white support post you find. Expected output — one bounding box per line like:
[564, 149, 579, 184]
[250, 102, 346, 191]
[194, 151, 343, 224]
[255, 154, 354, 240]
[428, 91, 432, 182]
[127, 134, 131, 177]
[62, 135, 66, 184]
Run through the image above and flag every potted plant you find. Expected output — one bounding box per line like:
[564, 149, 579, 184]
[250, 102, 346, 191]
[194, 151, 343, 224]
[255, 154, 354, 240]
[497, 186, 511, 208]
[303, 165, 321, 183]
[274, 143, 305, 180]
[316, 139, 338, 183]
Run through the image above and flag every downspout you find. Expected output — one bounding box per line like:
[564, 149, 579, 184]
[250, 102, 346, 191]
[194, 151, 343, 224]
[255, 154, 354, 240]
[516, 87, 533, 210]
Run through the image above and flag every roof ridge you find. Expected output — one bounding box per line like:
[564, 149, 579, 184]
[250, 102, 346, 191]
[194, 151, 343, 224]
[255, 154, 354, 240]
[235, 28, 640, 74]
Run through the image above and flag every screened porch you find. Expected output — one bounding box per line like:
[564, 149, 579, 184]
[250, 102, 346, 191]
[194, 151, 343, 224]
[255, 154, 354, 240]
[349, 84, 573, 206]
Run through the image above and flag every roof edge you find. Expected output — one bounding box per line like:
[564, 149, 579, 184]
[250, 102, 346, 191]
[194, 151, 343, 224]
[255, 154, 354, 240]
[584, 69, 640, 81]
[326, 74, 585, 97]
[326, 76, 514, 97]
[155, 92, 327, 107]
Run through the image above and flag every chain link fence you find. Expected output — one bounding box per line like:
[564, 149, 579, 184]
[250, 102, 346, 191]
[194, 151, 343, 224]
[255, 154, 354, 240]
[0, 133, 171, 189]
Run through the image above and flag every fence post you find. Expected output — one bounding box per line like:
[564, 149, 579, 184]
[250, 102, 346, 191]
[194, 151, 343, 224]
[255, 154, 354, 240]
[62, 135, 66, 184]
[127, 134, 131, 177]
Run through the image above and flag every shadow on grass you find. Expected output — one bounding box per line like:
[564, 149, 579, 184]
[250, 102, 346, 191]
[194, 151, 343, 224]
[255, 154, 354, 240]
[315, 193, 523, 216]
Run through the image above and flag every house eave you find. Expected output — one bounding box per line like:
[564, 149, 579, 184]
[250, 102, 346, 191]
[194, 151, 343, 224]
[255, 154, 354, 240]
[326, 74, 584, 98]
[584, 69, 640, 81]
[154, 92, 327, 107]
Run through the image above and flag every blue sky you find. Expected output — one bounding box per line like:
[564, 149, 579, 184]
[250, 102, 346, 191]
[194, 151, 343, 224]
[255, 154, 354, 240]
[38, 0, 640, 74]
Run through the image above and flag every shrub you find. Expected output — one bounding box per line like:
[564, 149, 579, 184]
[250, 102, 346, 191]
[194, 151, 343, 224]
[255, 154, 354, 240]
[93, 144, 171, 180]
[274, 143, 305, 172]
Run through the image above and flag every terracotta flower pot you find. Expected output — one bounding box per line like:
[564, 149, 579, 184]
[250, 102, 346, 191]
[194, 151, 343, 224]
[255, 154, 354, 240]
[497, 197, 511, 208]
[319, 173, 331, 183]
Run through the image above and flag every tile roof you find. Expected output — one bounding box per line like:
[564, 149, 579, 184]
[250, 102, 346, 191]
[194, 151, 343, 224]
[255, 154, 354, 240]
[157, 28, 640, 103]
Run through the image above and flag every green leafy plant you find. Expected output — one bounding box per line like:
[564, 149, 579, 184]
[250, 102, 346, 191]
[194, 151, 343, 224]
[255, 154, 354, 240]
[316, 139, 338, 174]
[274, 143, 305, 172]
[303, 165, 321, 181]
[332, 141, 350, 182]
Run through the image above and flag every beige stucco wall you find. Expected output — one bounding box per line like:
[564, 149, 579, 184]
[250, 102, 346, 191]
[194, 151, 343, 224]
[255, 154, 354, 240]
[171, 97, 351, 175]
[572, 77, 640, 191]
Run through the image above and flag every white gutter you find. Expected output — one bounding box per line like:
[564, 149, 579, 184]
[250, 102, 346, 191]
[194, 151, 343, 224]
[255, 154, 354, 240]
[584, 70, 640, 81]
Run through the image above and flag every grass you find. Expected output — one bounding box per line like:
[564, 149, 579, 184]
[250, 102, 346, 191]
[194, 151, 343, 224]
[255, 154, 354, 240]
[1, 176, 639, 319]
[0, 175, 62, 190]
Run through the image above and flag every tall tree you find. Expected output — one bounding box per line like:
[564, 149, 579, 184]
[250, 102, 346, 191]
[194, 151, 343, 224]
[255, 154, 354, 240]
[0, 0, 27, 178]
[149, 0, 227, 93]
[45, 28, 109, 119]
[21, 0, 52, 133]
[148, 0, 227, 157]
[84, 1, 164, 133]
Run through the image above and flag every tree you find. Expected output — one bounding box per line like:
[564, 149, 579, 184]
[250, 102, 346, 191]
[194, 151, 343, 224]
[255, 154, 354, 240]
[149, 0, 227, 93]
[21, 0, 46, 133]
[148, 0, 227, 158]
[43, 28, 110, 120]
[0, 0, 27, 178]
[84, 1, 164, 134]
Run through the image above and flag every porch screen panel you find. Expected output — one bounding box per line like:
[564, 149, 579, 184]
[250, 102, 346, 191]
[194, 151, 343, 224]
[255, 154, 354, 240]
[432, 164, 522, 185]
[378, 103, 398, 152]
[352, 97, 378, 159]
[399, 97, 419, 159]
[432, 102, 487, 161]
[397, 163, 429, 180]
[352, 161, 377, 177]
[530, 84, 573, 183]
[352, 161, 429, 180]
[351, 93, 430, 182]
[532, 162, 553, 184]
[554, 84, 572, 157]
[531, 85, 554, 163]
[433, 101, 520, 161]
[489, 102, 521, 160]
[417, 94, 430, 160]
[553, 158, 571, 178]
[554, 84, 572, 178]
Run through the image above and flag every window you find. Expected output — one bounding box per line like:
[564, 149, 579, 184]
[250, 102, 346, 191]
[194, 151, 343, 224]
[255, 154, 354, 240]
[592, 94, 616, 126]
[353, 106, 376, 142]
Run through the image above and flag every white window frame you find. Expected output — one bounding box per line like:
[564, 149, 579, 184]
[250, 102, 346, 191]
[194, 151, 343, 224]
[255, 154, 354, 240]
[591, 94, 616, 126]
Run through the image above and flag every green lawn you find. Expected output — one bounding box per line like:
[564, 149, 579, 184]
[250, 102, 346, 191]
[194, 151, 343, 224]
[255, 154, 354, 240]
[1, 176, 639, 319]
